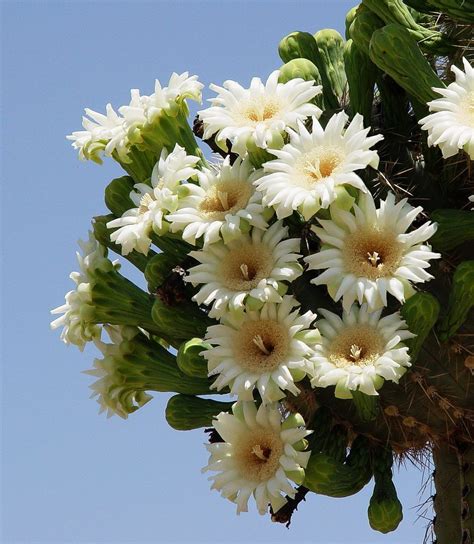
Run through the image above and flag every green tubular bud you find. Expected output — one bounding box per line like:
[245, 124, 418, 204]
[430, 209, 474, 252]
[368, 446, 403, 533]
[165, 394, 233, 430]
[93, 215, 154, 273]
[349, 8, 384, 55]
[177, 338, 210, 379]
[304, 435, 373, 497]
[89, 266, 160, 334]
[144, 252, 180, 293]
[105, 176, 136, 217]
[352, 390, 380, 422]
[400, 292, 440, 362]
[313, 29, 347, 108]
[439, 261, 474, 342]
[427, 0, 474, 23]
[369, 24, 444, 104]
[278, 31, 319, 64]
[345, 6, 359, 40]
[362, 0, 452, 53]
[343, 39, 378, 123]
[278, 59, 323, 109]
[112, 145, 158, 184]
[151, 298, 214, 345]
[86, 327, 215, 418]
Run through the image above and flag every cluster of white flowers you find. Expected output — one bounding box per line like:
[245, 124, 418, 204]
[57, 55, 474, 515]
[67, 72, 203, 163]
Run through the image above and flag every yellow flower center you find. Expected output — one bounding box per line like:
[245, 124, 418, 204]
[297, 146, 344, 184]
[235, 429, 283, 482]
[233, 319, 290, 372]
[199, 179, 252, 220]
[240, 98, 281, 125]
[220, 242, 273, 291]
[328, 324, 385, 367]
[342, 228, 403, 280]
[138, 192, 154, 215]
[460, 90, 474, 127]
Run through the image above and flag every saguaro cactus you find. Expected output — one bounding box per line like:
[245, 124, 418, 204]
[53, 2, 473, 542]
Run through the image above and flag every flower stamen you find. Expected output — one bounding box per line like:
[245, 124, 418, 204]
[349, 344, 363, 361]
[252, 334, 272, 355]
[367, 251, 381, 267]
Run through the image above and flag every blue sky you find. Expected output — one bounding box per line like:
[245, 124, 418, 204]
[2, 1, 431, 542]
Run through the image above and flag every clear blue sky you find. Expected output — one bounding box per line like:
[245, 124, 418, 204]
[2, 1, 431, 543]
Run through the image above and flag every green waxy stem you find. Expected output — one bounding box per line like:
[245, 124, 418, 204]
[352, 390, 379, 422]
[278, 31, 319, 64]
[362, 0, 452, 54]
[150, 232, 193, 261]
[93, 215, 155, 273]
[177, 338, 210, 379]
[105, 176, 136, 217]
[343, 39, 378, 122]
[349, 7, 384, 55]
[430, 209, 474, 252]
[304, 435, 373, 497]
[369, 24, 444, 104]
[400, 292, 440, 362]
[144, 252, 180, 293]
[368, 446, 403, 533]
[151, 298, 214, 345]
[322, 425, 348, 463]
[439, 261, 474, 341]
[165, 394, 233, 430]
[427, 0, 474, 23]
[313, 29, 346, 109]
[112, 145, 158, 184]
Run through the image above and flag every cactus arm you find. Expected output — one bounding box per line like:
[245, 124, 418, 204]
[460, 443, 474, 541]
[313, 29, 347, 108]
[343, 39, 378, 123]
[369, 24, 444, 104]
[433, 444, 463, 544]
[427, 0, 474, 23]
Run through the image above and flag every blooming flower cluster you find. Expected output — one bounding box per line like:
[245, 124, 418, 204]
[53, 53, 472, 516]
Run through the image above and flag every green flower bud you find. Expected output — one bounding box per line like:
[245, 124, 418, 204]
[177, 338, 210, 379]
[165, 394, 233, 430]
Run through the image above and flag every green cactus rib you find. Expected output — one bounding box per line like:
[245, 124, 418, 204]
[349, 8, 385, 55]
[439, 261, 474, 342]
[369, 24, 444, 104]
[105, 176, 136, 217]
[144, 252, 181, 293]
[433, 444, 463, 544]
[323, 424, 348, 463]
[402, 0, 435, 13]
[400, 292, 440, 363]
[93, 215, 155, 273]
[343, 39, 378, 123]
[165, 394, 233, 430]
[177, 338, 210, 379]
[304, 435, 373, 497]
[430, 209, 474, 252]
[345, 6, 358, 40]
[362, 0, 453, 53]
[313, 29, 347, 108]
[427, 0, 474, 24]
[368, 446, 403, 533]
[151, 298, 214, 345]
[118, 333, 214, 396]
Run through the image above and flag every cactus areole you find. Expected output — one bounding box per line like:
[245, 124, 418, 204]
[53, 2, 474, 542]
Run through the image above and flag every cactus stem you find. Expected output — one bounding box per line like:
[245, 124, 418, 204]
[460, 442, 474, 542]
[433, 444, 463, 544]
